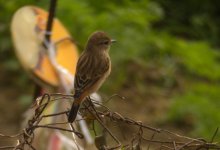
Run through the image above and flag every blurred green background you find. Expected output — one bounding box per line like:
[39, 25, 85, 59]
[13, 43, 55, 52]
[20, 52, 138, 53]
[0, 0, 220, 142]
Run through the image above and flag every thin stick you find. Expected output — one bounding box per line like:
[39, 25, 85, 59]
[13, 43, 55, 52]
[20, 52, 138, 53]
[45, 0, 58, 43]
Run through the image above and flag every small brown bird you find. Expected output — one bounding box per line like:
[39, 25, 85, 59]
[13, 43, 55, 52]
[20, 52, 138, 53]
[68, 31, 116, 123]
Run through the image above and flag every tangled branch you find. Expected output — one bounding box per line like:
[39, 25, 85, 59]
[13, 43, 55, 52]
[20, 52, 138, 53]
[0, 93, 219, 150]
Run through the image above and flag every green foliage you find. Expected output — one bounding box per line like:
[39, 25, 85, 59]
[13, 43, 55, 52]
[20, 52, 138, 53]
[168, 83, 220, 140]
[174, 41, 220, 80]
[147, 33, 220, 81]
[154, 0, 220, 45]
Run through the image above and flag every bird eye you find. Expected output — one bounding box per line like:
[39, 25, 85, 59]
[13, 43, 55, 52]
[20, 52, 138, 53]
[104, 41, 109, 45]
[100, 40, 109, 45]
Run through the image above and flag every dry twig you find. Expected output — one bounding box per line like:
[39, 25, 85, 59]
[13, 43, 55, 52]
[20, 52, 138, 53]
[0, 93, 219, 150]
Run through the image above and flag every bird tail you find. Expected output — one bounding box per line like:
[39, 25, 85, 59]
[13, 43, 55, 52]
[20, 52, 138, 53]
[68, 102, 80, 123]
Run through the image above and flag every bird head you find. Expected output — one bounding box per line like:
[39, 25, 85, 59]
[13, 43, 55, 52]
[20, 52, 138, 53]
[86, 31, 116, 52]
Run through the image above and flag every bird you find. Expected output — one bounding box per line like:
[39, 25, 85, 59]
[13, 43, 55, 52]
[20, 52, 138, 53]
[68, 31, 116, 123]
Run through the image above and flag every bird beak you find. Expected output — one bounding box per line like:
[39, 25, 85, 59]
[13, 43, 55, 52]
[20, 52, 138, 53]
[111, 39, 117, 44]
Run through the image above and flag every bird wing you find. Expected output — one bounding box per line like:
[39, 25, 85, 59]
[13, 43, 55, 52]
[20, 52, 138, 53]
[74, 53, 110, 98]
